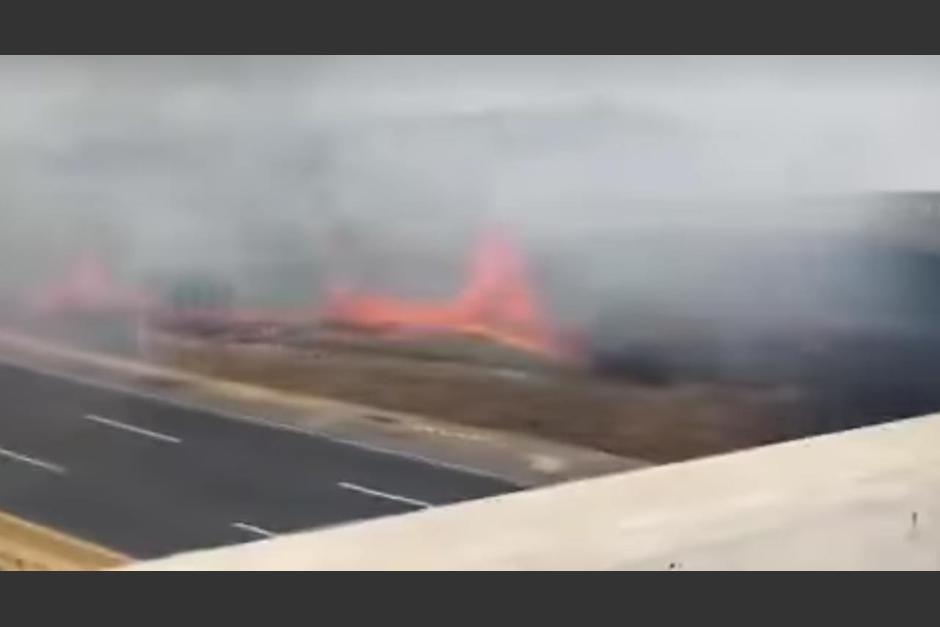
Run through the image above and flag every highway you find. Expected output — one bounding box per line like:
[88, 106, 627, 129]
[0, 360, 517, 558]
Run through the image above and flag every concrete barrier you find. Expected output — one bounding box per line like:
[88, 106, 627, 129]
[128, 412, 940, 570]
[0, 511, 130, 571]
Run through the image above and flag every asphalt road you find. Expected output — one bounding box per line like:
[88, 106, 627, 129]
[0, 360, 517, 558]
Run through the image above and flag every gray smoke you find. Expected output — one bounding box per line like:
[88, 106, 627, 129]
[1, 55, 939, 339]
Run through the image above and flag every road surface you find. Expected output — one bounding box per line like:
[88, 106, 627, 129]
[0, 359, 516, 558]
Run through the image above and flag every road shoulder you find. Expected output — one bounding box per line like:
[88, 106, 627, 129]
[0, 329, 644, 487]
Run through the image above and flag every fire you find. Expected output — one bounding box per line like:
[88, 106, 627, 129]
[29, 252, 153, 315]
[25, 232, 574, 363]
[324, 229, 567, 359]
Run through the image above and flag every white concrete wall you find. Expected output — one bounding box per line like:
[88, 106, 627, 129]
[129, 414, 940, 570]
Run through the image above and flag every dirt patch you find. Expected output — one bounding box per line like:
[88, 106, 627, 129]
[147, 332, 803, 463]
[0, 510, 130, 571]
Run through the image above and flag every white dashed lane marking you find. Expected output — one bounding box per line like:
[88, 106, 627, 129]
[231, 522, 277, 539]
[337, 481, 432, 509]
[0, 445, 67, 475]
[83, 414, 182, 444]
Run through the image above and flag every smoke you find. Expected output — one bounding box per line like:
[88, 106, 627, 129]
[2, 55, 940, 347]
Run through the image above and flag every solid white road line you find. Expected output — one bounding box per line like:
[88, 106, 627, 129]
[0, 445, 67, 475]
[231, 522, 277, 539]
[83, 414, 182, 444]
[337, 481, 433, 509]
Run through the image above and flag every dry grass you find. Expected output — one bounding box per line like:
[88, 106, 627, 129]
[159, 334, 804, 463]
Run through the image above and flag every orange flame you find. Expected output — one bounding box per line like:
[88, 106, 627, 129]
[324, 229, 566, 359]
[29, 252, 153, 315]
